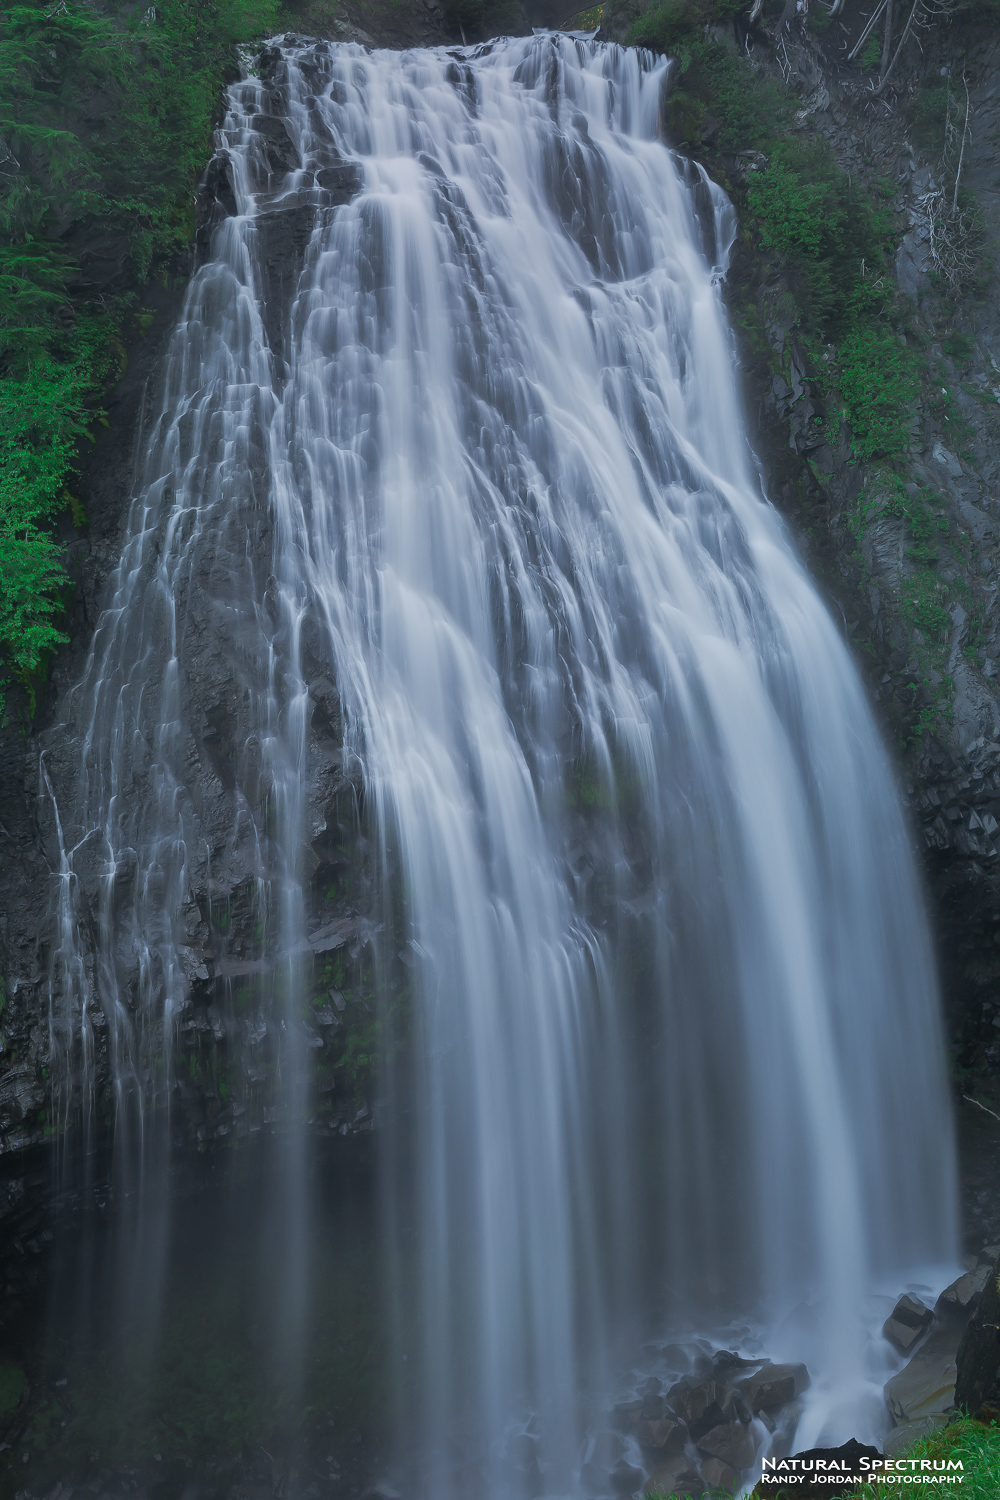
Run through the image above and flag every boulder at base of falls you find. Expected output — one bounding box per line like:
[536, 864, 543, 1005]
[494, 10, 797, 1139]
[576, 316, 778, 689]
[588, 1431, 625, 1467]
[642, 1453, 703, 1496]
[738, 1362, 811, 1412]
[750, 1440, 882, 1499]
[664, 1375, 756, 1440]
[883, 1292, 934, 1353]
[883, 1417, 948, 1457]
[954, 1251, 1000, 1414]
[635, 1415, 687, 1455]
[696, 1418, 758, 1470]
[935, 1263, 993, 1320]
[609, 1459, 644, 1494]
[699, 1455, 738, 1491]
[613, 1396, 688, 1456]
[663, 1378, 728, 1440]
[885, 1320, 965, 1423]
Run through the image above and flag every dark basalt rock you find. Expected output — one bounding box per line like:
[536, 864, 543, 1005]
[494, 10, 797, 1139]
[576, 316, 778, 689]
[751, 1439, 882, 1499]
[589, 1431, 625, 1467]
[642, 1452, 703, 1497]
[250, 112, 300, 174]
[60, 219, 132, 292]
[711, 1347, 761, 1379]
[935, 1263, 993, 1320]
[634, 1413, 687, 1456]
[885, 1320, 965, 1426]
[955, 1251, 1000, 1413]
[699, 1455, 739, 1492]
[609, 1459, 644, 1494]
[697, 1417, 758, 1470]
[663, 1377, 723, 1439]
[738, 1362, 811, 1413]
[316, 162, 364, 196]
[883, 1292, 934, 1354]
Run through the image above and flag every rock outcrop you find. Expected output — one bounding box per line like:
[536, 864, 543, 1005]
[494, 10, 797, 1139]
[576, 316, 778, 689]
[955, 1253, 1000, 1413]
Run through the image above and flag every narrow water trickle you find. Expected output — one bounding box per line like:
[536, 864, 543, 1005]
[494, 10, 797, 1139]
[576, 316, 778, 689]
[42, 30, 957, 1499]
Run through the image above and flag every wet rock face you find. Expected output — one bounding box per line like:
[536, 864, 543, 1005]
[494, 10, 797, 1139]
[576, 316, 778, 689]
[885, 1320, 963, 1427]
[738, 1363, 810, 1414]
[0, 41, 388, 1160]
[601, 1350, 814, 1497]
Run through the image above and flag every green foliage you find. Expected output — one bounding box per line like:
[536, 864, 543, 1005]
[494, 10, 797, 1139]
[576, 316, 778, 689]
[0, 352, 90, 678]
[944, 331, 975, 365]
[845, 1415, 1000, 1500]
[667, 89, 705, 148]
[340, 1014, 380, 1089]
[860, 30, 880, 70]
[838, 318, 920, 461]
[0, 0, 282, 710]
[626, 0, 709, 50]
[699, 44, 787, 153]
[850, 472, 957, 742]
[625, 24, 787, 155]
[626, 0, 747, 53]
[742, 134, 916, 467]
[747, 141, 897, 337]
[566, 754, 615, 811]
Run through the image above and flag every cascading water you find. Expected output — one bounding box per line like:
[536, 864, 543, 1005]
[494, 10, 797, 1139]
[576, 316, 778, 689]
[43, 28, 958, 1498]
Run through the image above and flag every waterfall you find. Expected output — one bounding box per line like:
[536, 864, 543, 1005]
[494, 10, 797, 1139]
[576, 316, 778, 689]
[44, 29, 957, 1497]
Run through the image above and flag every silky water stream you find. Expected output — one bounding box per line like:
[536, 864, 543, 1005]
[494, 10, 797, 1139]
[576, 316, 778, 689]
[33, 30, 958, 1500]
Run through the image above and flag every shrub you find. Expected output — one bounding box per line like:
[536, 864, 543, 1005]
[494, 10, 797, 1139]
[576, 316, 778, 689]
[747, 140, 897, 337]
[627, 0, 746, 56]
[838, 317, 920, 461]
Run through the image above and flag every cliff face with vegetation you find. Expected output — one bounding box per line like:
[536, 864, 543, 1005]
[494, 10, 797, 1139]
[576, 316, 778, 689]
[3, 0, 1000, 1161]
[598, 0, 1000, 1132]
[0, 0, 447, 1155]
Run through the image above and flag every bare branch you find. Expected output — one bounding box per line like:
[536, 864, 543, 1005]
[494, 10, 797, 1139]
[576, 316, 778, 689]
[848, 0, 888, 61]
[951, 68, 971, 217]
[964, 1095, 1000, 1124]
[874, 0, 920, 96]
[914, 186, 983, 290]
[880, 0, 895, 75]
